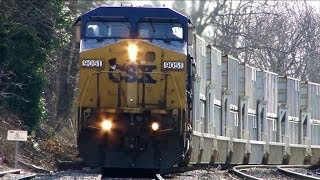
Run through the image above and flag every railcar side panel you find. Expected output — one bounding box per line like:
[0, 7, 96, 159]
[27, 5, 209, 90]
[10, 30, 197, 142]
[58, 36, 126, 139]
[268, 118, 277, 142]
[301, 82, 320, 120]
[193, 35, 207, 133]
[311, 123, 320, 145]
[238, 63, 257, 111]
[248, 114, 258, 140]
[210, 47, 222, 101]
[222, 55, 240, 108]
[214, 106, 222, 136]
[206, 46, 222, 135]
[256, 71, 278, 116]
[278, 76, 300, 118]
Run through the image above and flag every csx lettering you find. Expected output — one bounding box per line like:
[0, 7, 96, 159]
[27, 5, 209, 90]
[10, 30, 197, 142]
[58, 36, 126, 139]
[109, 65, 157, 83]
[163, 61, 184, 70]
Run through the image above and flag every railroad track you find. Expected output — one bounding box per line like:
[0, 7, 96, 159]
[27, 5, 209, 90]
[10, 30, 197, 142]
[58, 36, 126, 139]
[277, 165, 320, 180]
[233, 165, 278, 180]
[0, 169, 37, 179]
[233, 164, 320, 180]
[19, 160, 52, 173]
[155, 173, 165, 180]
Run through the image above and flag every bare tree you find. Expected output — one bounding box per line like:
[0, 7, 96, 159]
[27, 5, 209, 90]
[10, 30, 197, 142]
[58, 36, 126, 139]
[173, 0, 227, 35]
[172, 0, 320, 82]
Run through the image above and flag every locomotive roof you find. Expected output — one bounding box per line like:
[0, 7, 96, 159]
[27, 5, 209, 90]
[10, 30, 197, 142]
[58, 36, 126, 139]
[76, 6, 189, 24]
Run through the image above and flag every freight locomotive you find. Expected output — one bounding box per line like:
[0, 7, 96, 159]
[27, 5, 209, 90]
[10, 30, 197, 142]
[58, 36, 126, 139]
[75, 5, 320, 171]
[75, 6, 191, 170]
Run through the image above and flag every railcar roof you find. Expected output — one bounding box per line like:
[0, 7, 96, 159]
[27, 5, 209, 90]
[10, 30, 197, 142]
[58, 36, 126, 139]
[77, 6, 189, 24]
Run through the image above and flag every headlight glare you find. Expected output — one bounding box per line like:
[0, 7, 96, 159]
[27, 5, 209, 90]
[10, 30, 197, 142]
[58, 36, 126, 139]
[128, 44, 138, 62]
[151, 122, 159, 131]
[101, 119, 113, 131]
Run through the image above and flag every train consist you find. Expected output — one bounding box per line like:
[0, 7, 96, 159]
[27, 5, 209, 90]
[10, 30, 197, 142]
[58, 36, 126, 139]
[75, 6, 320, 170]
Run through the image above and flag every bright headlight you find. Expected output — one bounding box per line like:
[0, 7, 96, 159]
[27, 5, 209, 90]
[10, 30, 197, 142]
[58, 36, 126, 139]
[128, 44, 138, 62]
[101, 119, 112, 131]
[151, 122, 159, 131]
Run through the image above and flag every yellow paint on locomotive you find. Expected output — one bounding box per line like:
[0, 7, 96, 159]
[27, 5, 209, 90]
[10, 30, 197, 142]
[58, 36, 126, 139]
[78, 40, 186, 113]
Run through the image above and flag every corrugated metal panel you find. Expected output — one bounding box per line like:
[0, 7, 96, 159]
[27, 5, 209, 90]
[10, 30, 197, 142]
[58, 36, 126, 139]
[231, 111, 239, 138]
[256, 70, 278, 115]
[301, 82, 320, 120]
[200, 100, 205, 133]
[229, 57, 239, 107]
[311, 124, 320, 145]
[248, 115, 258, 140]
[289, 122, 294, 143]
[245, 64, 257, 111]
[267, 118, 277, 142]
[192, 35, 206, 133]
[206, 46, 211, 83]
[269, 72, 278, 114]
[310, 83, 320, 120]
[238, 64, 246, 97]
[278, 77, 287, 105]
[222, 55, 239, 107]
[300, 82, 308, 110]
[289, 121, 300, 144]
[195, 35, 201, 74]
[214, 106, 222, 136]
[281, 119, 285, 142]
[289, 77, 300, 118]
[211, 47, 222, 102]
[195, 35, 207, 96]
[278, 76, 300, 118]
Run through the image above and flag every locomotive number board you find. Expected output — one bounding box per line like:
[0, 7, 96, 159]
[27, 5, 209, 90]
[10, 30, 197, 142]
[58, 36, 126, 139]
[163, 61, 184, 70]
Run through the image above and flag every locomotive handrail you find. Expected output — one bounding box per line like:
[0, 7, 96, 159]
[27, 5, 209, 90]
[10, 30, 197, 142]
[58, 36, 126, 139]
[79, 70, 184, 110]
[142, 71, 184, 108]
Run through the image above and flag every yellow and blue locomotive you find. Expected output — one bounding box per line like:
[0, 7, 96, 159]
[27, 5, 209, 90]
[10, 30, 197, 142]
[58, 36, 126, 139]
[75, 6, 192, 170]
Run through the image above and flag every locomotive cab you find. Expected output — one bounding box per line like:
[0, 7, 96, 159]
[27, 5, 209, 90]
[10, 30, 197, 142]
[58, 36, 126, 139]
[76, 6, 192, 170]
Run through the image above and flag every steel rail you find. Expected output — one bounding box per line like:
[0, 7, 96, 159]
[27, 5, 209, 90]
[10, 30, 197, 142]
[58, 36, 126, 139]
[0, 169, 21, 176]
[18, 173, 37, 180]
[0, 169, 37, 179]
[233, 165, 277, 180]
[277, 165, 320, 180]
[155, 173, 165, 180]
[19, 160, 51, 173]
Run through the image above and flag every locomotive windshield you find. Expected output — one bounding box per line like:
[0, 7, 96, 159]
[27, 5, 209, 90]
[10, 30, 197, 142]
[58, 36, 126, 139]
[81, 21, 131, 51]
[137, 22, 183, 40]
[81, 20, 186, 53]
[85, 21, 131, 39]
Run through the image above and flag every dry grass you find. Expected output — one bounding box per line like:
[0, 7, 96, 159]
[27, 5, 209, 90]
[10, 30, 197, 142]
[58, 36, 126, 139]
[0, 113, 79, 171]
[0, 113, 26, 167]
